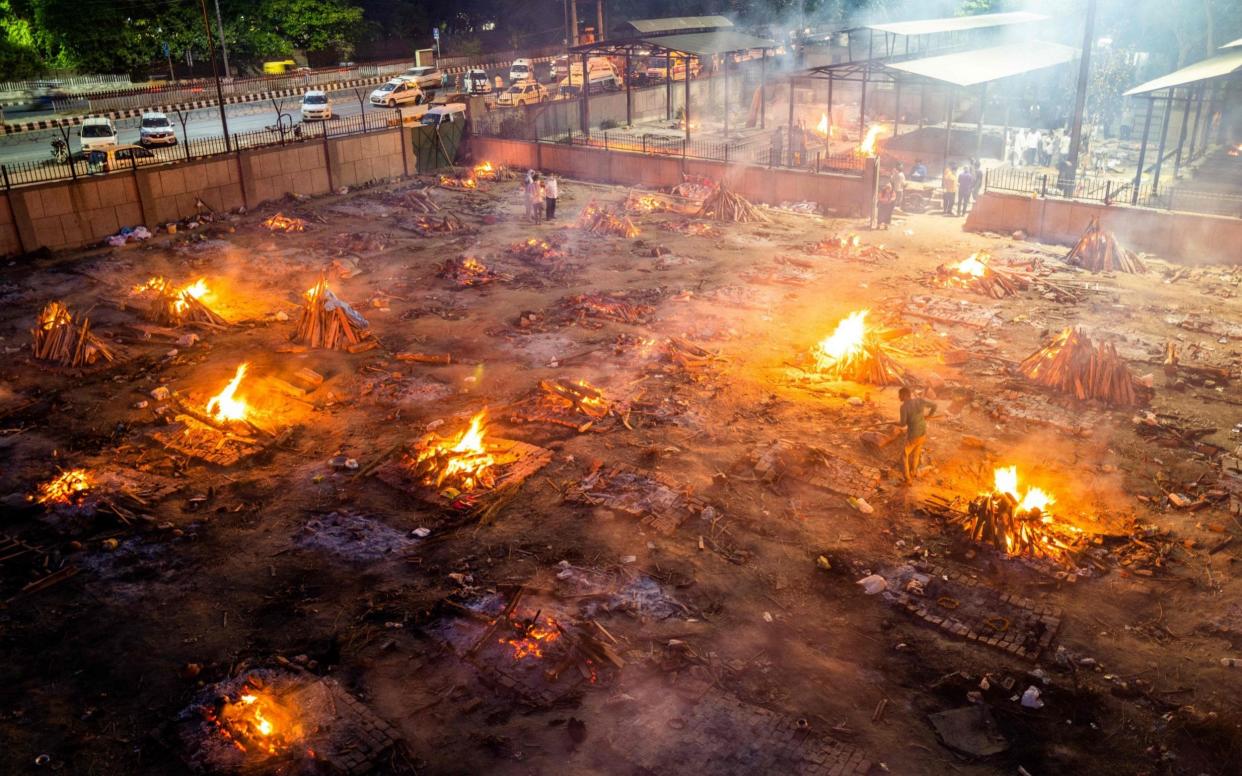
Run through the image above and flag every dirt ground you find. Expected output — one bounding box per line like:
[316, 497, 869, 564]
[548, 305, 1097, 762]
[1, 172, 1241, 776]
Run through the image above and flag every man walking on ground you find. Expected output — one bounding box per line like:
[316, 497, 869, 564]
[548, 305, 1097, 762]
[941, 164, 957, 215]
[956, 164, 974, 216]
[890, 162, 906, 209]
[544, 174, 559, 220]
[898, 386, 937, 483]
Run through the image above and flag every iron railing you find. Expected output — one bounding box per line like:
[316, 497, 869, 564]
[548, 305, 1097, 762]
[982, 165, 1242, 218]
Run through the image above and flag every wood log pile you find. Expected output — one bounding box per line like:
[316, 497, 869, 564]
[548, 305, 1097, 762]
[933, 264, 1026, 299]
[294, 279, 374, 351]
[397, 188, 440, 213]
[804, 234, 897, 262]
[508, 237, 568, 263]
[404, 213, 471, 237]
[819, 343, 907, 385]
[575, 202, 640, 238]
[1019, 327, 1148, 406]
[31, 302, 114, 367]
[554, 293, 656, 327]
[508, 378, 619, 433]
[695, 188, 768, 223]
[262, 213, 306, 232]
[1065, 217, 1146, 273]
[925, 492, 1084, 568]
[130, 277, 227, 328]
[660, 220, 719, 238]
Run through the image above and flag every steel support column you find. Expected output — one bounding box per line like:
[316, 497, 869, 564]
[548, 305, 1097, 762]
[1152, 90, 1174, 191]
[1132, 97, 1155, 204]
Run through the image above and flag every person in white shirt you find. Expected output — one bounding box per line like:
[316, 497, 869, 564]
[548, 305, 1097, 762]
[1013, 129, 1026, 166]
[544, 174, 559, 220]
[1025, 131, 1039, 166]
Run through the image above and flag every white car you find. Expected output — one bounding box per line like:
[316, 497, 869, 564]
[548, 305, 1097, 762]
[496, 81, 548, 107]
[79, 117, 118, 152]
[300, 90, 332, 120]
[462, 69, 492, 95]
[509, 58, 534, 83]
[400, 66, 443, 90]
[369, 79, 424, 108]
[419, 104, 467, 127]
[138, 112, 177, 146]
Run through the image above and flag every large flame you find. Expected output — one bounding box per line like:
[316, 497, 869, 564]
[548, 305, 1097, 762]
[814, 112, 831, 138]
[36, 469, 92, 505]
[416, 409, 498, 492]
[955, 252, 989, 277]
[859, 125, 885, 156]
[993, 466, 1055, 514]
[814, 310, 869, 370]
[134, 276, 211, 317]
[206, 363, 249, 423]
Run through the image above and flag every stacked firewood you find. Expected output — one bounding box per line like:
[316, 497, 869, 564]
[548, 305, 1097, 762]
[821, 343, 906, 385]
[508, 237, 567, 263]
[1019, 327, 1147, 406]
[509, 379, 616, 433]
[405, 213, 471, 237]
[130, 277, 227, 327]
[959, 493, 1081, 566]
[1065, 218, 1146, 273]
[294, 279, 373, 351]
[576, 202, 640, 238]
[31, 302, 114, 367]
[400, 189, 440, 213]
[804, 234, 897, 262]
[696, 188, 769, 223]
[934, 264, 1026, 299]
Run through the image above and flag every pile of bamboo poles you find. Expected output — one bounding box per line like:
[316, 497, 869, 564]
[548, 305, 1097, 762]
[576, 202, 640, 237]
[131, 277, 227, 327]
[1019, 327, 1146, 405]
[31, 302, 114, 367]
[293, 279, 372, 351]
[1065, 217, 1146, 273]
[696, 188, 768, 223]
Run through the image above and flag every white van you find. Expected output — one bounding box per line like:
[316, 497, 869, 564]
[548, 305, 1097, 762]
[419, 104, 467, 127]
[462, 69, 492, 95]
[79, 117, 118, 152]
[509, 58, 533, 83]
[559, 70, 622, 96]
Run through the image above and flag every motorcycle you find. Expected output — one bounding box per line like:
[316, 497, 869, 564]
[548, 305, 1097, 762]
[50, 138, 69, 164]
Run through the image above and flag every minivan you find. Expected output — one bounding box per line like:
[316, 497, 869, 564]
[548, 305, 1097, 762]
[79, 117, 118, 152]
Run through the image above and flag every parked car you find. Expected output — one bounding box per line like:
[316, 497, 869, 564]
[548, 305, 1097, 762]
[86, 144, 161, 173]
[138, 112, 177, 146]
[509, 58, 534, 83]
[263, 60, 297, 75]
[419, 104, 467, 127]
[551, 56, 569, 81]
[300, 90, 333, 120]
[462, 69, 493, 95]
[645, 56, 699, 82]
[496, 81, 548, 107]
[558, 70, 622, 95]
[79, 117, 118, 152]
[400, 66, 443, 90]
[369, 79, 424, 108]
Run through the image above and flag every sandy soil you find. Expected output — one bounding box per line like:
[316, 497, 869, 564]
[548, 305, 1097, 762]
[0, 174, 1240, 776]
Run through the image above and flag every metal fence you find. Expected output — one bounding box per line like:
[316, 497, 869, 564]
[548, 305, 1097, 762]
[0, 110, 401, 190]
[982, 166, 1242, 218]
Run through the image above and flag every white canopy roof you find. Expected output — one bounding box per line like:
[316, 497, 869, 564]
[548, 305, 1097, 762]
[866, 11, 1047, 37]
[1124, 49, 1242, 95]
[886, 41, 1077, 87]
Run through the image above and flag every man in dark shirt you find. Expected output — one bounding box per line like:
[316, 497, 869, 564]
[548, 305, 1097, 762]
[956, 166, 975, 216]
[898, 386, 937, 483]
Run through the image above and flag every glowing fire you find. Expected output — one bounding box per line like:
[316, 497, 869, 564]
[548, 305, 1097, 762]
[36, 469, 92, 505]
[992, 466, 1055, 515]
[414, 409, 497, 492]
[859, 125, 885, 156]
[439, 174, 478, 189]
[211, 687, 304, 756]
[263, 213, 305, 232]
[133, 276, 211, 317]
[472, 161, 501, 180]
[500, 613, 561, 660]
[814, 309, 869, 371]
[954, 252, 989, 277]
[814, 112, 831, 138]
[206, 363, 249, 423]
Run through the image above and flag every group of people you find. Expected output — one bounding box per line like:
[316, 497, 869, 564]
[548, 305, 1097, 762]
[1007, 127, 1071, 169]
[523, 170, 560, 224]
[941, 160, 981, 217]
[769, 123, 810, 167]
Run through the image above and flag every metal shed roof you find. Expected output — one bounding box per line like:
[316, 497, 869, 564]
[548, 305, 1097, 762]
[627, 17, 733, 34]
[640, 30, 777, 56]
[866, 11, 1048, 37]
[1220, 37, 1242, 49]
[1124, 49, 1242, 95]
[885, 40, 1077, 87]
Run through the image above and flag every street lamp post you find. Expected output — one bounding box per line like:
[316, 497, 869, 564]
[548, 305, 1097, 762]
[198, 0, 232, 152]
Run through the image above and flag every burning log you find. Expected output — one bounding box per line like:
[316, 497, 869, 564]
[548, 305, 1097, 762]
[944, 466, 1084, 567]
[805, 233, 898, 263]
[1019, 327, 1148, 406]
[30, 302, 114, 367]
[408, 410, 498, 493]
[35, 469, 92, 507]
[438, 255, 509, 286]
[472, 161, 513, 181]
[660, 220, 719, 238]
[405, 213, 471, 237]
[933, 252, 1025, 299]
[508, 237, 567, 263]
[576, 201, 640, 237]
[509, 378, 615, 432]
[695, 188, 768, 223]
[293, 279, 373, 351]
[1065, 218, 1146, 274]
[262, 213, 306, 232]
[438, 171, 479, 190]
[553, 293, 656, 327]
[129, 277, 227, 327]
[624, 191, 672, 214]
[812, 310, 906, 385]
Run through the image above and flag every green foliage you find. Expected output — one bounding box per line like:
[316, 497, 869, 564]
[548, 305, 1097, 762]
[0, 33, 41, 77]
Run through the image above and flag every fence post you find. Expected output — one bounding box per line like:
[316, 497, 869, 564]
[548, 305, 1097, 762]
[724, 144, 729, 163]
[816, 151, 820, 174]
[1103, 180, 1112, 205]
[604, 131, 608, 151]
[642, 135, 647, 154]
[1040, 174, 1048, 197]
[1, 165, 10, 191]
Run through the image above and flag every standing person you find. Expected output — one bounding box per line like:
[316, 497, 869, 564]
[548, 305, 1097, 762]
[876, 183, 896, 229]
[1025, 130, 1039, 166]
[544, 173, 559, 220]
[941, 164, 957, 215]
[523, 169, 535, 220]
[898, 386, 937, 483]
[1041, 131, 1054, 166]
[970, 159, 983, 204]
[890, 162, 906, 209]
[1013, 128, 1026, 167]
[956, 164, 974, 216]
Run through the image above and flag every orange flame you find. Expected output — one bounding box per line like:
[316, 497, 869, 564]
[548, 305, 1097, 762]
[206, 363, 249, 423]
[416, 409, 497, 492]
[859, 125, 885, 156]
[814, 309, 869, 371]
[955, 252, 989, 277]
[133, 276, 211, 317]
[992, 466, 1055, 514]
[500, 614, 561, 659]
[263, 213, 305, 232]
[36, 469, 92, 505]
[212, 688, 304, 756]
[814, 112, 831, 138]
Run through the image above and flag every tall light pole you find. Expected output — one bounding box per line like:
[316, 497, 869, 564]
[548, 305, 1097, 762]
[1067, 0, 1097, 174]
[213, 0, 230, 78]
[198, 0, 232, 151]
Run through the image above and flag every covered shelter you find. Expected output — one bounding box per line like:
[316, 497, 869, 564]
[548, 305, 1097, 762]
[568, 16, 778, 142]
[1122, 48, 1242, 202]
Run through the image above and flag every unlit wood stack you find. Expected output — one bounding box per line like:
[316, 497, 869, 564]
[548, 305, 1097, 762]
[31, 302, 114, 367]
[402, 189, 440, 213]
[1019, 327, 1146, 406]
[1065, 217, 1146, 273]
[696, 187, 769, 223]
[294, 279, 373, 351]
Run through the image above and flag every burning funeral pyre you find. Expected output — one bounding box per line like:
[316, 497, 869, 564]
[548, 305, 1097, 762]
[438, 255, 508, 287]
[1019, 327, 1148, 406]
[405, 213, 471, 237]
[438, 170, 480, 189]
[1065, 217, 1146, 274]
[811, 310, 906, 385]
[408, 410, 498, 493]
[472, 160, 513, 181]
[576, 201, 640, 237]
[933, 252, 1025, 299]
[508, 378, 617, 432]
[35, 469, 92, 506]
[130, 277, 227, 327]
[294, 279, 374, 351]
[660, 220, 719, 238]
[508, 237, 567, 263]
[858, 125, 885, 157]
[695, 188, 769, 223]
[30, 301, 114, 367]
[953, 466, 1084, 566]
[206, 362, 251, 424]
[262, 213, 306, 232]
[804, 234, 898, 263]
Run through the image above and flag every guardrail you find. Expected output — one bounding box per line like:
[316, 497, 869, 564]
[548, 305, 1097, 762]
[982, 165, 1242, 218]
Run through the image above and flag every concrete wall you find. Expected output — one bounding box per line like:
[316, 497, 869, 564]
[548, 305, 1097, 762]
[1, 128, 410, 257]
[472, 136, 870, 216]
[965, 191, 1242, 265]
